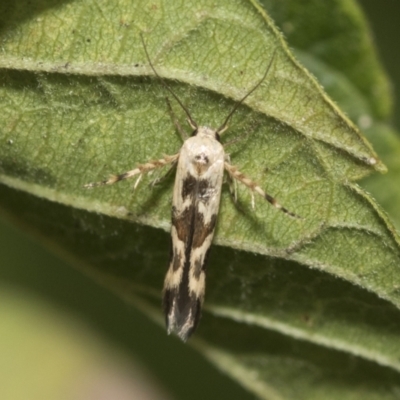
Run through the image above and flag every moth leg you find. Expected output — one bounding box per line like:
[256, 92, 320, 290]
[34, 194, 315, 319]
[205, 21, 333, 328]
[224, 162, 300, 218]
[149, 159, 178, 187]
[250, 191, 255, 209]
[133, 173, 143, 190]
[84, 153, 180, 189]
[165, 96, 188, 140]
[225, 169, 238, 203]
[224, 121, 261, 148]
[224, 154, 238, 203]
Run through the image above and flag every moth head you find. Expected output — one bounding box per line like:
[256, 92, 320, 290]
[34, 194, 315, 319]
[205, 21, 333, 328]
[194, 126, 221, 142]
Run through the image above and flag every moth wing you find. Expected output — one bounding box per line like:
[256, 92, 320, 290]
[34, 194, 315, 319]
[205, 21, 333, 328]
[163, 136, 225, 340]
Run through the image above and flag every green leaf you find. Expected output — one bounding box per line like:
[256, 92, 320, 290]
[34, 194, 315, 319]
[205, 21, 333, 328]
[360, 124, 400, 231]
[1, 0, 400, 399]
[259, 0, 393, 119]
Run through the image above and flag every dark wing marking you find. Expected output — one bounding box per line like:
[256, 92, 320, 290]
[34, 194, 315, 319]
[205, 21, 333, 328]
[163, 175, 218, 341]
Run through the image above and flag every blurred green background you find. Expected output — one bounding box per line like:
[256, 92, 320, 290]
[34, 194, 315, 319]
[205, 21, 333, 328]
[0, 1, 399, 399]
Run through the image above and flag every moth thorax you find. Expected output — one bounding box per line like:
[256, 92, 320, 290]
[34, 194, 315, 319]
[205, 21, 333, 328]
[194, 152, 210, 165]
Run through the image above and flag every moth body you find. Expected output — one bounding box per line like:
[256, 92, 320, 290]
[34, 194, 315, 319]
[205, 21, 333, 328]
[163, 127, 225, 340]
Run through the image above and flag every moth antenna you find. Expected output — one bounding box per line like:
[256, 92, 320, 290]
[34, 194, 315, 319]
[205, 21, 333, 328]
[217, 48, 278, 134]
[140, 33, 198, 129]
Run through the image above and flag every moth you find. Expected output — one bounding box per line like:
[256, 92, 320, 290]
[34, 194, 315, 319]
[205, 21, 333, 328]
[85, 35, 298, 341]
